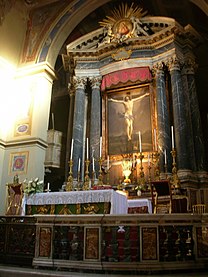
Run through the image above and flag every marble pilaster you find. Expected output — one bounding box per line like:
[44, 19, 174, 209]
[184, 61, 206, 171]
[167, 57, 191, 170]
[153, 62, 171, 172]
[89, 76, 102, 174]
[72, 76, 87, 178]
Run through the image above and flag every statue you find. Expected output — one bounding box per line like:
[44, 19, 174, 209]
[109, 92, 149, 140]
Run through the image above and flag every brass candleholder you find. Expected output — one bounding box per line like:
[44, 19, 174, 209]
[147, 161, 152, 191]
[153, 151, 160, 180]
[91, 171, 96, 188]
[83, 159, 90, 190]
[66, 159, 73, 191]
[137, 152, 146, 190]
[170, 148, 181, 193]
[98, 158, 104, 186]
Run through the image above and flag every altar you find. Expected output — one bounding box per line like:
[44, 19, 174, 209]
[25, 189, 128, 215]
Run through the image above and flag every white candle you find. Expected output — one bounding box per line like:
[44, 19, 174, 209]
[78, 158, 80, 172]
[139, 131, 142, 153]
[171, 126, 175, 149]
[99, 137, 102, 158]
[107, 155, 109, 170]
[164, 149, 167, 165]
[86, 138, 89, 159]
[154, 129, 157, 151]
[92, 157, 95, 172]
[70, 139, 74, 160]
[47, 182, 50, 191]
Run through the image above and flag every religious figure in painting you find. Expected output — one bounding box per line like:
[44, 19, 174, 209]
[109, 92, 149, 140]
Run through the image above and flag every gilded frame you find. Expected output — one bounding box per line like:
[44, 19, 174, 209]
[9, 151, 29, 175]
[105, 84, 154, 156]
[84, 227, 100, 261]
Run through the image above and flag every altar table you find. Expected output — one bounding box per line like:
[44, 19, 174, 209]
[127, 198, 152, 214]
[25, 189, 128, 215]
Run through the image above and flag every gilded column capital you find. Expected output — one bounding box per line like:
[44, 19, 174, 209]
[73, 76, 87, 90]
[182, 59, 198, 75]
[166, 56, 182, 72]
[89, 76, 102, 90]
[152, 62, 165, 77]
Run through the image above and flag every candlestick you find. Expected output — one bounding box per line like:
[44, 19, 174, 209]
[86, 137, 89, 159]
[139, 131, 142, 153]
[148, 153, 150, 166]
[70, 139, 74, 160]
[99, 137, 102, 158]
[154, 129, 157, 151]
[171, 126, 174, 149]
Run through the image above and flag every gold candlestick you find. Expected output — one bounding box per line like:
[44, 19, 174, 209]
[170, 148, 181, 193]
[77, 171, 81, 191]
[137, 152, 146, 190]
[66, 159, 73, 191]
[98, 158, 104, 186]
[153, 151, 160, 180]
[91, 171, 96, 188]
[83, 159, 90, 190]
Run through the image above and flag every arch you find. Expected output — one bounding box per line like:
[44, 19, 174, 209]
[34, 0, 208, 68]
[37, 0, 111, 68]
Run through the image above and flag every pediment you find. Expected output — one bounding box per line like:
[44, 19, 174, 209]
[66, 16, 178, 53]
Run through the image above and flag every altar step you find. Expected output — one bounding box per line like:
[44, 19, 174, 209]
[0, 266, 207, 277]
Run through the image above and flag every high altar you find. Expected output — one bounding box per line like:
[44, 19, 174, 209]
[59, 3, 208, 208]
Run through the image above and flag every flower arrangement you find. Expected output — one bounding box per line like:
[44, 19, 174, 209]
[23, 178, 44, 195]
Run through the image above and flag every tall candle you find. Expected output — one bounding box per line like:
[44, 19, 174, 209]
[171, 126, 175, 149]
[92, 157, 95, 172]
[154, 129, 157, 151]
[139, 131, 142, 153]
[86, 138, 89, 159]
[78, 158, 81, 172]
[164, 149, 167, 165]
[99, 137, 102, 158]
[47, 182, 50, 191]
[70, 139, 74, 160]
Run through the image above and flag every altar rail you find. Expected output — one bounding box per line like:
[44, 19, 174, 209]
[0, 214, 208, 274]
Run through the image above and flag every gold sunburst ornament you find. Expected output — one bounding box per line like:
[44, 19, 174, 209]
[99, 2, 148, 44]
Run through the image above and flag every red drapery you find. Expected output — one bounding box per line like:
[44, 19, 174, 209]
[101, 67, 152, 91]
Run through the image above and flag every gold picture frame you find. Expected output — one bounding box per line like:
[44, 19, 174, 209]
[9, 151, 29, 175]
[84, 227, 100, 260]
[106, 84, 153, 156]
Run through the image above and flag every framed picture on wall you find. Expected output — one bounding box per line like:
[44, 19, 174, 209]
[107, 84, 153, 155]
[9, 151, 29, 175]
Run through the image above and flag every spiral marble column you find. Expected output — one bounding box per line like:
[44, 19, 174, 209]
[153, 62, 171, 172]
[184, 61, 206, 171]
[168, 57, 191, 170]
[89, 76, 102, 174]
[72, 76, 87, 178]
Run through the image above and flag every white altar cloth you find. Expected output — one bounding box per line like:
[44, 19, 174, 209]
[25, 189, 128, 214]
[127, 198, 152, 214]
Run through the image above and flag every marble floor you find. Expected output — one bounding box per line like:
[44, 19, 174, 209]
[0, 266, 207, 277]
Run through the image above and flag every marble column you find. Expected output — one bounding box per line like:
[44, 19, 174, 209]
[153, 62, 171, 172]
[184, 60, 206, 171]
[89, 76, 102, 174]
[72, 76, 87, 178]
[64, 87, 75, 181]
[167, 57, 191, 170]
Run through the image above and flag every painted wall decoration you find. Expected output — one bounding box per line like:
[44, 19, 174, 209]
[9, 151, 29, 175]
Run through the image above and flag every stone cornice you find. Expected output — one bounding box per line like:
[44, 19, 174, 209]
[0, 137, 48, 149]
